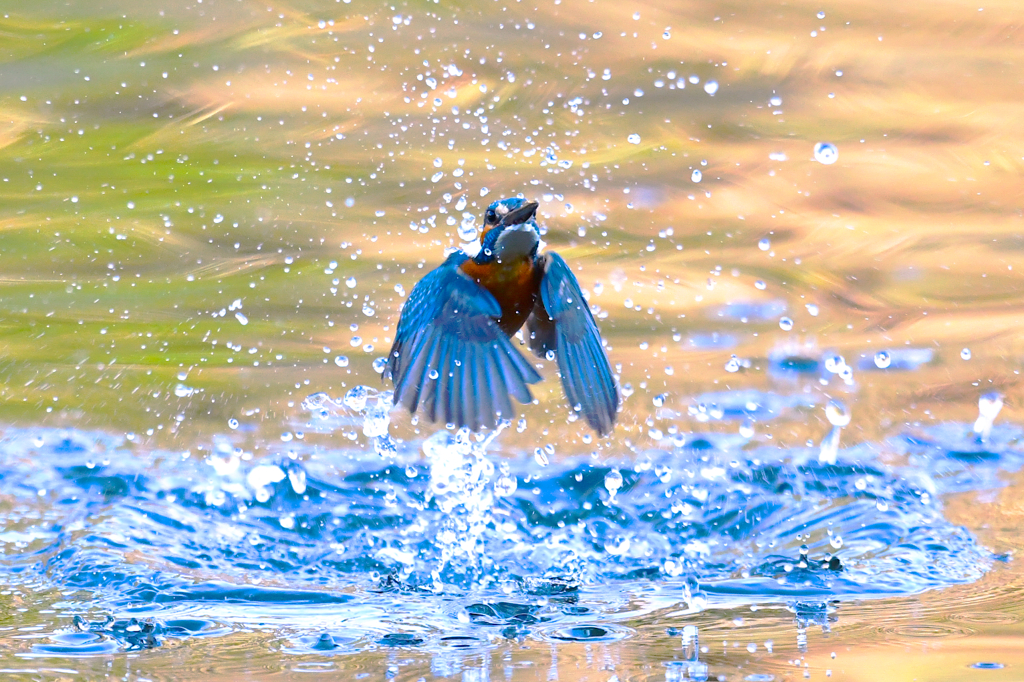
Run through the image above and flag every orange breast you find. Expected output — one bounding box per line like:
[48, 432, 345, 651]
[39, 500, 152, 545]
[461, 258, 540, 336]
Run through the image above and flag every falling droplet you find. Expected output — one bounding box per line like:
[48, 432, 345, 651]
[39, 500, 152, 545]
[779, 317, 794, 331]
[228, 418, 239, 430]
[691, 169, 702, 183]
[961, 347, 972, 360]
[758, 238, 770, 251]
[703, 80, 719, 95]
[874, 350, 891, 369]
[627, 133, 641, 144]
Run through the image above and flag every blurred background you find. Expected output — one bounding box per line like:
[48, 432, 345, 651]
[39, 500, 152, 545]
[2, 0, 1024, 678]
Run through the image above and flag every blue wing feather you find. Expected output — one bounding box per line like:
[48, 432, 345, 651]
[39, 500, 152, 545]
[534, 252, 619, 436]
[384, 252, 541, 429]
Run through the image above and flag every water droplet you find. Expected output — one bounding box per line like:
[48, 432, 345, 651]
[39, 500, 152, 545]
[234, 312, 248, 325]
[758, 238, 770, 251]
[691, 169, 702, 183]
[961, 347, 971, 360]
[228, 418, 239, 430]
[494, 475, 517, 497]
[372, 357, 387, 373]
[725, 356, 741, 373]
[770, 96, 782, 107]
[343, 386, 369, 412]
[604, 535, 631, 555]
[431, 171, 444, 182]
[604, 468, 624, 497]
[813, 142, 838, 165]
[830, 535, 843, 549]
[806, 303, 819, 316]
[739, 419, 755, 438]
[755, 280, 766, 290]
[517, 417, 527, 433]
[335, 355, 349, 367]
[534, 448, 549, 466]
[428, 369, 439, 381]
[653, 393, 667, 407]
[817, 10, 826, 18]
[779, 317, 794, 331]
[703, 80, 719, 95]
[876, 499, 889, 512]
[362, 304, 375, 317]
[874, 350, 891, 369]
[433, 157, 443, 168]
[627, 133, 641, 144]
[825, 400, 851, 427]
[174, 384, 194, 397]
[458, 221, 478, 242]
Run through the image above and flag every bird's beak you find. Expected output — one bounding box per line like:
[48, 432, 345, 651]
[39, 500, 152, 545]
[499, 200, 539, 227]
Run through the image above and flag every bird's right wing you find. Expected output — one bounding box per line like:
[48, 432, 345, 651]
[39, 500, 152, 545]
[530, 252, 619, 436]
[384, 254, 542, 430]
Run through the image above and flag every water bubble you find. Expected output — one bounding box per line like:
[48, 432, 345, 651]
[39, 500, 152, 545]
[691, 169, 702, 183]
[343, 386, 369, 412]
[335, 355, 349, 367]
[428, 369, 439, 381]
[703, 80, 719, 95]
[228, 418, 239, 430]
[961, 347, 971, 360]
[874, 350, 891, 369]
[345, 277, 357, 288]
[627, 134, 641, 144]
[779, 317, 794, 331]
[725, 356, 741, 373]
[825, 400, 851, 427]
[758, 238, 770, 251]
[813, 142, 838, 165]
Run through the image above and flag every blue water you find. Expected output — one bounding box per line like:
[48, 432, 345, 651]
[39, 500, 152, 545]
[0, 389, 1017, 658]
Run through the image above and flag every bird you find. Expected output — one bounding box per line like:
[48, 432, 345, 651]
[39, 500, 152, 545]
[383, 197, 619, 436]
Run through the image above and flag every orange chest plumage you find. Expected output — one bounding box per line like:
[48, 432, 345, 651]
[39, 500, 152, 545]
[459, 257, 541, 336]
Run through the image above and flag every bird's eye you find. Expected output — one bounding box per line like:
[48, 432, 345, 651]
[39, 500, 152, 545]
[486, 210, 496, 222]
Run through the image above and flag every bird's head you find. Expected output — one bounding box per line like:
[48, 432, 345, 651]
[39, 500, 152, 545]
[477, 197, 540, 263]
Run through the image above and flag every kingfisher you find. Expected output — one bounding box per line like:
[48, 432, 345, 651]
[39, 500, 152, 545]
[384, 197, 619, 436]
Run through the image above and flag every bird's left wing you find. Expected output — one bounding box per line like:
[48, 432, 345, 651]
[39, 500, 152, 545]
[384, 253, 542, 430]
[528, 252, 619, 436]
